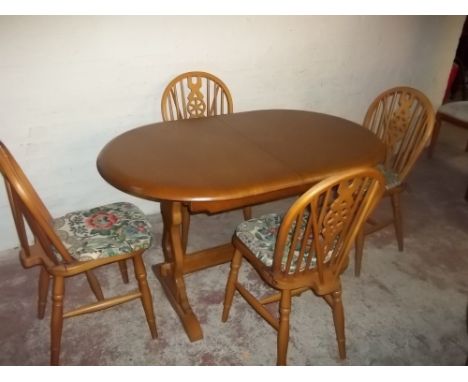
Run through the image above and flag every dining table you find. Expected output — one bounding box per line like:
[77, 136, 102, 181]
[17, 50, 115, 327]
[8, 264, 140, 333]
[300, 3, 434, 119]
[96, 109, 386, 342]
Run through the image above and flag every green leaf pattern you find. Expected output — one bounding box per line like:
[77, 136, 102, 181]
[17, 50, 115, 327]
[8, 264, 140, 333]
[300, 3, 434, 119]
[236, 213, 318, 273]
[376, 164, 400, 190]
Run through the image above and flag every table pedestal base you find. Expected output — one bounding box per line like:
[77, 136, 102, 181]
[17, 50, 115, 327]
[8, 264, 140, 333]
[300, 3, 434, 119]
[152, 243, 234, 342]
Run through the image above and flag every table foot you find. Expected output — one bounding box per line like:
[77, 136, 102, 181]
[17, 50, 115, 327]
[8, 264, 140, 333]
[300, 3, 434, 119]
[152, 263, 203, 342]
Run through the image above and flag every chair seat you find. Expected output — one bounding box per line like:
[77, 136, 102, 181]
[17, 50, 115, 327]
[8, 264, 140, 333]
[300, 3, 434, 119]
[438, 101, 468, 122]
[53, 202, 153, 261]
[376, 164, 401, 190]
[236, 213, 330, 272]
[235, 213, 282, 268]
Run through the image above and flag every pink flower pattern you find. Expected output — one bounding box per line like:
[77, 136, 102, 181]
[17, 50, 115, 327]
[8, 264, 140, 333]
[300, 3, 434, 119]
[84, 211, 119, 230]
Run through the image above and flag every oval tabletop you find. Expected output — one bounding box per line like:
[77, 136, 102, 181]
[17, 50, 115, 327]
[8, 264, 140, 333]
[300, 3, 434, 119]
[97, 109, 385, 212]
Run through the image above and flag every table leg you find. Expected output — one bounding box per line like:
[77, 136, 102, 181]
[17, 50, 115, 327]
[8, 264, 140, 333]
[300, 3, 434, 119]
[428, 115, 442, 158]
[152, 201, 203, 342]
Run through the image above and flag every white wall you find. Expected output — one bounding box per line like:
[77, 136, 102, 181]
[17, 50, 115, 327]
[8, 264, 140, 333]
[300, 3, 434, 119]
[0, 15, 464, 251]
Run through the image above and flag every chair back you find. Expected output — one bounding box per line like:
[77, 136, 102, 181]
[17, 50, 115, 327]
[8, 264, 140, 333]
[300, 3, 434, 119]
[363, 86, 435, 182]
[271, 168, 384, 290]
[0, 142, 74, 269]
[161, 71, 233, 121]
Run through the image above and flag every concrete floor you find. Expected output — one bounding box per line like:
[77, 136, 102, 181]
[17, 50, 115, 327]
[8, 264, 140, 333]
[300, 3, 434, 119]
[0, 121, 467, 365]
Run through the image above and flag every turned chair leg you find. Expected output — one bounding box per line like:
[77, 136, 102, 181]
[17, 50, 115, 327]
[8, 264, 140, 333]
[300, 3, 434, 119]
[85, 270, 105, 300]
[38, 267, 50, 319]
[133, 254, 158, 339]
[117, 260, 129, 284]
[354, 228, 365, 277]
[50, 276, 65, 366]
[277, 290, 292, 366]
[390, 192, 404, 251]
[242, 206, 252, 220]
[331, 289, 346, 360]
[181, 205, 191, 253]
[222, 249, 243, 322]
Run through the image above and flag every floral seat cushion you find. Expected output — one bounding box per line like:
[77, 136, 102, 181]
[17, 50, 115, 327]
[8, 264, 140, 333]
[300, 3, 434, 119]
[53, 202, 153, 262]
[236, 213, 283, 268]
[376, 164, 401, 190]
[236, 213, 329, 273]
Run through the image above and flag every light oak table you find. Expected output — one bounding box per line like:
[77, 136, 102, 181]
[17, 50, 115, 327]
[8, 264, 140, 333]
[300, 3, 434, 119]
[428, 101, 468, 158]
[427, 101, 468, 200]
[97, 109, 386, 341]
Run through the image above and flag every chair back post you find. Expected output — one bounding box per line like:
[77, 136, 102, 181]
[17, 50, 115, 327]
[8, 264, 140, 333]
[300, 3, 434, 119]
[271, 168, 385, 288]
[363, 86, 436, 183]
[161, 71, 233, 122]
[0, 142, 74, 268]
